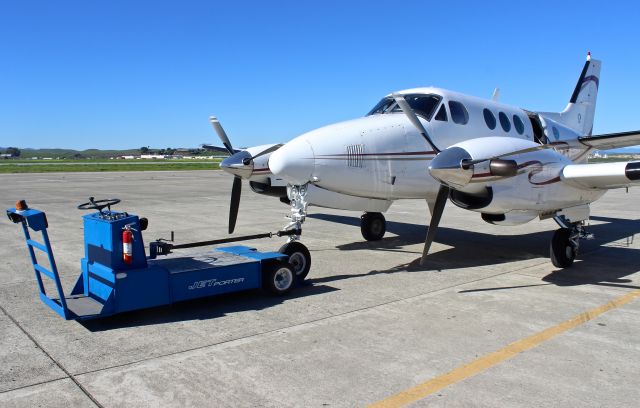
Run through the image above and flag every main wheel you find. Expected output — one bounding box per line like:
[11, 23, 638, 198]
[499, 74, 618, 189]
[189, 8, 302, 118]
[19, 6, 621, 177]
[361, 212, 386, 241]
[263, 261, 295, 296]
[278, 241, 311, 281]
[550, 228, 576, 268]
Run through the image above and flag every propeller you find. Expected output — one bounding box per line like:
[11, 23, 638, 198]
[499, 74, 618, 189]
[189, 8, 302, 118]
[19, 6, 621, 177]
[240, 143, 284, 165]
[421, 185, 450, 265]
[209, 116, 283, 233]
[392, 94, 441, 153]
[209, 116, 235, 155]
[229, 176, 242, 233]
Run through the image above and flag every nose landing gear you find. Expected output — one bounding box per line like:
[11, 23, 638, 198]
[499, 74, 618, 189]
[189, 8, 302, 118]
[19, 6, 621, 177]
[279, 184, 312, 281]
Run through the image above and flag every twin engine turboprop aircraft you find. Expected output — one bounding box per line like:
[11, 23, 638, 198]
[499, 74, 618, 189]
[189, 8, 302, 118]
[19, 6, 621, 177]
[211, 54, 640, 269]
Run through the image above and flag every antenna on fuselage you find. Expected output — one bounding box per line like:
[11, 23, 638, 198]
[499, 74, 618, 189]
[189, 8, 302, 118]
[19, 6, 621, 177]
[492, 87, 500, 102]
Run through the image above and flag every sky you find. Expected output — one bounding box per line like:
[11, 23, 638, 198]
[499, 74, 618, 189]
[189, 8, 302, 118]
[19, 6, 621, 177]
[1, 1, 639, 150]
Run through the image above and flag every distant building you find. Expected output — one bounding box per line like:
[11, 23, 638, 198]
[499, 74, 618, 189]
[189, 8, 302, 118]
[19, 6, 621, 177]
[140, 154, 167, 159]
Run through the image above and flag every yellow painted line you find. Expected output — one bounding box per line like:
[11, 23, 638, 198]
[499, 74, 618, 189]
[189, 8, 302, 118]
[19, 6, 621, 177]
[369, 289, 640, 408]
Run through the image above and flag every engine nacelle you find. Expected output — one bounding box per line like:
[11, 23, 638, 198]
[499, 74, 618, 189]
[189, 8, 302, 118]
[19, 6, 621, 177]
[481, 211, 538, 226]
[429, 137, 543, 193]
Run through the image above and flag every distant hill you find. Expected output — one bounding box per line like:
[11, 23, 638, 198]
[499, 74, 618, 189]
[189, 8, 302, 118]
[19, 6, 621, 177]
[18, 148, 142, 159]
[5, 147, 226, 159]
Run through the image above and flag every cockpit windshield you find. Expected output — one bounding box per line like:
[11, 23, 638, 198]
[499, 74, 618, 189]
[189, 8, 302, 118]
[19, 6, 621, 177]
[367, 94, 442, 121]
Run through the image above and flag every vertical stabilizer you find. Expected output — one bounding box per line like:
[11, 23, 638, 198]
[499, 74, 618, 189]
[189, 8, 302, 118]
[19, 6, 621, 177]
[558, 53, 601, 135]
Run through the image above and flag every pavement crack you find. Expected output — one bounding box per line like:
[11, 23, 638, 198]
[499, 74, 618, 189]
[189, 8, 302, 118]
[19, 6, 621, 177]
[0, 304, 105, 408]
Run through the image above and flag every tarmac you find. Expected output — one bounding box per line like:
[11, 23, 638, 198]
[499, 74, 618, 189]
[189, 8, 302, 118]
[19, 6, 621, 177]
[0, 170, 638, 407]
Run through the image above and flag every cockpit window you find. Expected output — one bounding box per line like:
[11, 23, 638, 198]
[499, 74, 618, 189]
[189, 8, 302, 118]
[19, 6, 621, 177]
[392, 94, 442, 120]
[367, 94, 442, 121]
[367, 98, 395, 115]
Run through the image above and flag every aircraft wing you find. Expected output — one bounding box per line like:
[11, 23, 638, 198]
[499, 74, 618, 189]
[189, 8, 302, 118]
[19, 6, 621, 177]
[578, 130, 640, 150]
[561, 161, 640, 189]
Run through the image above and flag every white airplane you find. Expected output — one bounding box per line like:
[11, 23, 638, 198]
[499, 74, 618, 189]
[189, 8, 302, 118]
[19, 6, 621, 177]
[209, 53, 640, 275]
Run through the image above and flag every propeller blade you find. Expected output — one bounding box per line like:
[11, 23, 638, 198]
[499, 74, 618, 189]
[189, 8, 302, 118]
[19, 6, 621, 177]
[229, 176, 242, 234]
[246, 144, 283, 163]
[392, 94, 440, 153]
[209, 116, 235, 155]
[420, 185, 450, 265]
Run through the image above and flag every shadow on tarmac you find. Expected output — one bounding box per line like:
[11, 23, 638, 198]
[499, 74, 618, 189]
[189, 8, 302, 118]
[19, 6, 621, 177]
[81, 282, 337, 332]
[309, 213, 640, 291]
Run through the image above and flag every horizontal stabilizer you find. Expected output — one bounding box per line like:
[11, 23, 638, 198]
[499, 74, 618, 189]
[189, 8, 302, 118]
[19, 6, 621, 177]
[578, 130, 640, 150]
[561, 161, 640, 190]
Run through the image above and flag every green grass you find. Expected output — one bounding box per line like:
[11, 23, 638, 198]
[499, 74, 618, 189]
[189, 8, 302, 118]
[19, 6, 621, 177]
[0, 161, 221, 173]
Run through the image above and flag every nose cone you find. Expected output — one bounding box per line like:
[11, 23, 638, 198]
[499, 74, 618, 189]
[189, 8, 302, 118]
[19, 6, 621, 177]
[428, 147, 473, 188]
[269, 137, 315, 185]
[221, 150, 253, 179]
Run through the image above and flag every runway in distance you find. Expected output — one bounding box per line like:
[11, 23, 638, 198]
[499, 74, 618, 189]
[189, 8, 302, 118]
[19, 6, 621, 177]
[209, 53, 640, 269]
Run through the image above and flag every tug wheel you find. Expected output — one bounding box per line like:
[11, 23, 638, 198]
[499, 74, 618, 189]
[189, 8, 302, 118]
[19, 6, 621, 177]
[278, 241, 311, 281]
[263, 261, 295, 296]
[361, 212, 386, 241]
[550, 228, 576, 268]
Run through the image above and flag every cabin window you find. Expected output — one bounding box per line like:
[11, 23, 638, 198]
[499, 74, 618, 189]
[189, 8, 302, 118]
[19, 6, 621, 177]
[498, 112, 511, 132]
[483, 108, 496, 130]
[448, 101, 469, 125]
[434, 104, 448, 121]
[513, 115, 525, 134]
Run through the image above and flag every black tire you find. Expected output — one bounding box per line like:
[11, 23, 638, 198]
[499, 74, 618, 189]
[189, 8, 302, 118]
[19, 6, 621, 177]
[550, 228, 576, 268]
[361, 212, 386, 241]
[278, 241, 311, 281]
[263, 261, 295, 296]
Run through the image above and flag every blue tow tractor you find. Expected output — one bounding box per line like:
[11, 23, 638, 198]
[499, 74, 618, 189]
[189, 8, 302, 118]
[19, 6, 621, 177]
[6, 198, 312, 320]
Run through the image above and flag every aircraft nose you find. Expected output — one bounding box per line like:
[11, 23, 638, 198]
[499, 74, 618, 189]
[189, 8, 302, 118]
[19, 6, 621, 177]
[269, 137, 315, 185]
[220, 150, 253, 179]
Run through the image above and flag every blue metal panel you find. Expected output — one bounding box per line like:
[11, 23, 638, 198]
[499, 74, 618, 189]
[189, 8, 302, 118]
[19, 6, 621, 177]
[88, 276, 113, 302]
[115, 266, 170, 313]
[170, 262, 262, 302]
[88, 262, 116, 284]
[217, 246, 257, 255]
[82, 211, 147, 271]
[241, 251, 287, 261]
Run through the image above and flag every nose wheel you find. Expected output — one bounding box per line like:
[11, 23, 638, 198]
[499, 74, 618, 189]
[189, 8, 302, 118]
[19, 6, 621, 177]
[361, 212, 386, 241]
[278, 241, 311, 281]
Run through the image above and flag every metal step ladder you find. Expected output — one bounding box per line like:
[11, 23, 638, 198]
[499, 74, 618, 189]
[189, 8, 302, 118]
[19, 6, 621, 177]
[8, 208, 70, 319]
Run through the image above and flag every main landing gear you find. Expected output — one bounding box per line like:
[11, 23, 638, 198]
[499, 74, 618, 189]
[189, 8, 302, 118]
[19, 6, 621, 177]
[360, 212, 386, 241]
[550, 216, 593, 268]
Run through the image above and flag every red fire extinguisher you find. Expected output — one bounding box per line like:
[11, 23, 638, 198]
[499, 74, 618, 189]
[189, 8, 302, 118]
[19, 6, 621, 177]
[122, 226, 133, 265]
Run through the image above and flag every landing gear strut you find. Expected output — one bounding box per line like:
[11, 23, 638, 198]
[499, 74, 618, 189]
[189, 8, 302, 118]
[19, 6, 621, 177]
[279, 184, 311, 281]
[550, 216, 592, 268]
[361, 212, 386, 241]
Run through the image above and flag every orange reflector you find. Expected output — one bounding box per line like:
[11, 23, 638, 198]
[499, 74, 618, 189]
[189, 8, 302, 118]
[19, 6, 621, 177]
[15, 200, 28, 211]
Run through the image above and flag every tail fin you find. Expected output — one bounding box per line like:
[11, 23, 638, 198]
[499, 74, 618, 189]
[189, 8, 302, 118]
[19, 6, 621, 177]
[559, 53, 602, 135]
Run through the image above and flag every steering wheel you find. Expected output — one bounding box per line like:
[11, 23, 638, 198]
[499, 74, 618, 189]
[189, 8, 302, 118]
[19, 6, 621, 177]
[77, 197, 121, 212]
